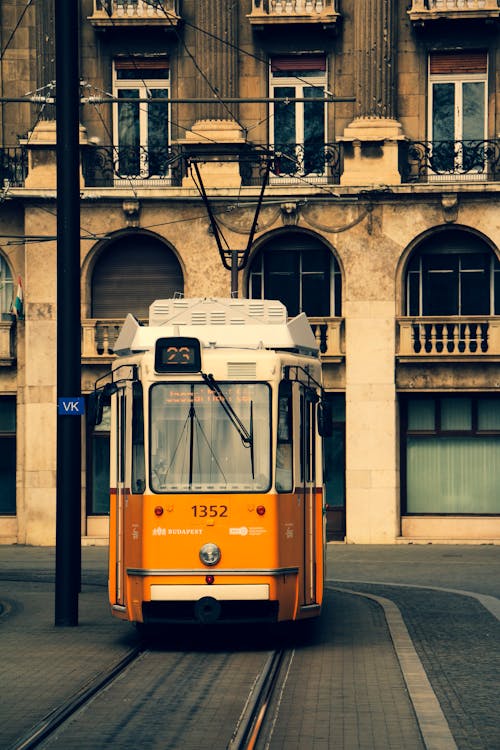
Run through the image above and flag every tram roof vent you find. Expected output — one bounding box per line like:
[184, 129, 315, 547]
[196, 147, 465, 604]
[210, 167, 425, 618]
[113, 298, 318, 356]
[149, 298, 288, 327]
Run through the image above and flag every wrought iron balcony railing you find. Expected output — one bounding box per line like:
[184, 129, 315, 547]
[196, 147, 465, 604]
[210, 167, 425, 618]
[397, 317, 500, 359]
[80, 141, 342, 188]
[82, 144, 185, 187]
[0, 147, 28, 187]
[272, 142, 341, 183]
[403, 139, 500, 183]
[89, 0, 181, 28]
[249, 0, 341, 28]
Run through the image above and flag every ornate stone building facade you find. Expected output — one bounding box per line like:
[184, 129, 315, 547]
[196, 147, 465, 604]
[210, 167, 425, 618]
[1, 0, 499, 545]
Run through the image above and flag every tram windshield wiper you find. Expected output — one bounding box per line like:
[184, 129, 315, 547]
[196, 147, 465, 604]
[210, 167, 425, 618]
[201, 372, 254, 450]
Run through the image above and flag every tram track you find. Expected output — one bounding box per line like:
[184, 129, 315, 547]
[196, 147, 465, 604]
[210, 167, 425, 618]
[228, 648, 292, 750]
[9, 646, 143, 750]
[8, 633, 292, 750]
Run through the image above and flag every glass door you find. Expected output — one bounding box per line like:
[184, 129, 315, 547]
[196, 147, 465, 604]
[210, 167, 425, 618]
[429, 63, 487, 176]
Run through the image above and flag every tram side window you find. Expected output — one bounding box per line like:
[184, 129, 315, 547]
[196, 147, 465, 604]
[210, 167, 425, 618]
[276, 381, 293, 492]
[88, 405, 110, 515]
[132, 382, 145, 493]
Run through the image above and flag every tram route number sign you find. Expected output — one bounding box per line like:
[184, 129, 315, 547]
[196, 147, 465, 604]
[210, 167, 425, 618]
[58, 397, 85, 416]
[155, 337, 201, 373]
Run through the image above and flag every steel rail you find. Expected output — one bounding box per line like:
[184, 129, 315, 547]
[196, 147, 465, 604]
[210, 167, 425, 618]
[9, 647, 142, 750]
[228, 649, 288, 750]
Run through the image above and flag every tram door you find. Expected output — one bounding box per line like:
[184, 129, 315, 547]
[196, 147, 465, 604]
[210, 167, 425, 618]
[112, 386, 127, 606]
[300, 387, 317, 606]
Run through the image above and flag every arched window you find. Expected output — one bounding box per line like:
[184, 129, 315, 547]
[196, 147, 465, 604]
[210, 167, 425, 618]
[91, 234, 183, 318]
[248, 233, 341, 318]
[0, 255, 13, 314]
[405, 229, 500, 316]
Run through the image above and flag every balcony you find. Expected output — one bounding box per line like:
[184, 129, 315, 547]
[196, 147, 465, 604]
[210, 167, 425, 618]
[0, 147, 28, 187]
[82, 320, 128, 361]
[88, 1, 181, 30]
[408, 0, 500, 26]
[0, 318, 16, 365]
[248, 0, 341, 31]
[308, 317, 344, 361]
[81, 317, 345, 362]
[397, 317, 500, 361]
[82, 144, 184, 187]
[403, 139, 500, 183]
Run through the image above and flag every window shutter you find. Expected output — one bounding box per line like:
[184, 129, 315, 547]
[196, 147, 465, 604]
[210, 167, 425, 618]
[271, 55, 326, 73]
[114, 57, 169, 72]
[429, 51, 487, 75]
[92, 237, 183, 319]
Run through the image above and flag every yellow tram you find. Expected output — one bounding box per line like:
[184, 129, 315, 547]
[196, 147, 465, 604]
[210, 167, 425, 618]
[91, 298, 331, 627]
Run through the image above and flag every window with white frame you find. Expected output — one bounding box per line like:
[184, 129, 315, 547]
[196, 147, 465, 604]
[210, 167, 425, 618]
[0, 256, 13, 315]
[270, 55, 327, 178]
[428, 50, 488, 175]
[113, 57, 170, 179]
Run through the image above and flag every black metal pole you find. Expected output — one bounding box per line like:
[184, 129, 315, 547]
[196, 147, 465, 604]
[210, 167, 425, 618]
[55, 0, 81, 626]
[230, 250, 239, 297]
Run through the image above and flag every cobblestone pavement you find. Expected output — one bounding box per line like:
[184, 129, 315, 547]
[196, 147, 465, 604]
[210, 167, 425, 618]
[329, 544, 500, 750]
[1, 544, 498, 749]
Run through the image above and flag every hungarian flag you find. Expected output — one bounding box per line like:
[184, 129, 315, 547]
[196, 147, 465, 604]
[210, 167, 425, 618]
[11, 276, 24, 319]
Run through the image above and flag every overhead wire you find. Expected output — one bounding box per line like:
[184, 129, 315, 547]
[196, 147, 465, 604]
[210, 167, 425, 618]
[0, 0, 354, 248]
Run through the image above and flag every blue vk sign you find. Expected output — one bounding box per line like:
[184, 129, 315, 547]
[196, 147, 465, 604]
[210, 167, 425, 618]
[58, 397, 85, 416]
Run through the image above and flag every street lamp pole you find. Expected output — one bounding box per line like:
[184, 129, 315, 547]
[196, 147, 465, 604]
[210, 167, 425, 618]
[54, 0, 82, 626]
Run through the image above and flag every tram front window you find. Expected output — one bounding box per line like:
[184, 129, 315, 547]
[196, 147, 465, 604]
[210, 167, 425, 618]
[150, 382, 271, 492]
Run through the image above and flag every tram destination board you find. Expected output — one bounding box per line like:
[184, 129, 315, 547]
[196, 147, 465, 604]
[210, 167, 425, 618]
[155, 337, 201, 373]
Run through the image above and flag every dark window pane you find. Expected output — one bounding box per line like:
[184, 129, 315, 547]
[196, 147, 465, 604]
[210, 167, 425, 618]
[0, 397, 15, 431]
[461, 271, 489, 315]
[304, 88, 325, 173]
[0, 435, 16, 514]
[302, 273, 329, 316]
[424, 271, 458, 315]
[148, 89, 169, 176]
[333, 270, 342, 317]
[408, 271, 420, 316]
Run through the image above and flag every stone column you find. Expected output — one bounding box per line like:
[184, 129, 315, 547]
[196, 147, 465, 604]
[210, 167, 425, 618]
[340, 0, 405, 186]
[36, 0, 56, 119]
[195, 0, 239, 122]
[354, 0, 397, 121]
[342, 0, 401, 542]
[182, 0, 244, 187]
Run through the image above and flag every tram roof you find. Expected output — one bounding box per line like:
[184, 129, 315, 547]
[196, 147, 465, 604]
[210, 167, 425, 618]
[113, 297, 319, 356]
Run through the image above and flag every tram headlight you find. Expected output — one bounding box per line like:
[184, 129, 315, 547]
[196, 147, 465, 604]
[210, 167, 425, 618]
[199, 542, 221, 567]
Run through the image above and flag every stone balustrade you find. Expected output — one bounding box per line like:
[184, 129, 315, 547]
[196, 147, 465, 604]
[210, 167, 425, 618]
[82, 320, 126, 360]
[82, 317, 345, 361]
[397, 317, 500, 358]
[249, 0, 340, 26]
[308, 317, 344, 360]
[408, 0, 500, 22]
[0, 319, 15, 363]
[90, 0, 180, 26]
[410, 0, 498, 10]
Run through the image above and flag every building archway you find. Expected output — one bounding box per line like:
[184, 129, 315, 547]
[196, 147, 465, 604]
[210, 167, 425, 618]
[401, 225, 500, 317]
[246, 229, 342, 318]
[91, 231, 184, 319]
